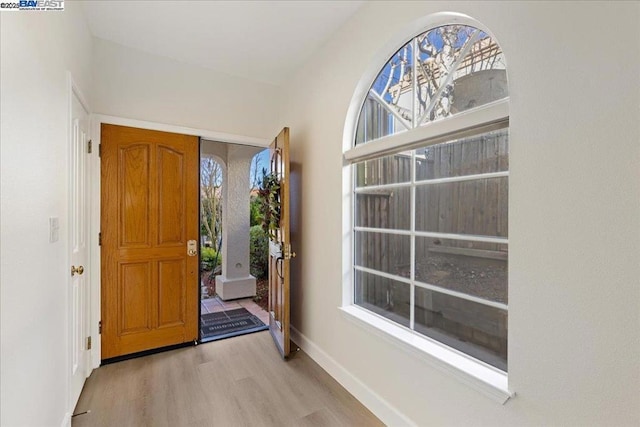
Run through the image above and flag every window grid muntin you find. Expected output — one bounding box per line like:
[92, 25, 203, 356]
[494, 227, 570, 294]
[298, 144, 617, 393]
[352, 265, 508, 316]
[351, 139, 509, 310]
[355, 25, 508, 146]
[354, 170, 509, 192]
[417, 28, 482, 126]
[351, 124, 508, 368]
[353, 226, 507, 245]
[409, 146, 416, 329]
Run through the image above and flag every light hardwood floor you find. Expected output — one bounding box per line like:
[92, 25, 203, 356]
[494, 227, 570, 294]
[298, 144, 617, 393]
[73, 331, 383, 427]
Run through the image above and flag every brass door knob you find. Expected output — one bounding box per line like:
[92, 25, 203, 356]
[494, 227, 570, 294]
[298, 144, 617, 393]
[71, 265, 84, 276]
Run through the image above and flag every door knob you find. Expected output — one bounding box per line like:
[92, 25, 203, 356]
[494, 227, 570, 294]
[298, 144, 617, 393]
[284, 244, 296, 260]
[71, 265, 84, 276]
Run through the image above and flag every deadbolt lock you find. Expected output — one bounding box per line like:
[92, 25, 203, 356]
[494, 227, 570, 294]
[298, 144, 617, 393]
[187, 240, 198, 257]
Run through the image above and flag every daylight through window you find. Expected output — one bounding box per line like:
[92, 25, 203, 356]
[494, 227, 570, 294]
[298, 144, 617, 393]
[348, 24, 509, 370]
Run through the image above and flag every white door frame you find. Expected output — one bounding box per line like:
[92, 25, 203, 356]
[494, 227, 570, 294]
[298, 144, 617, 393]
[88, 114, 269, 368]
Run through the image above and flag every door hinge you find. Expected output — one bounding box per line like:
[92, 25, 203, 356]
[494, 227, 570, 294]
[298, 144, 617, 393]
[98, 232, 102, 246]
[98, 144, 102, 158]
[86, 336, 92, 350]
[87, 139, 92, 154]
[98, 320, 102, 334]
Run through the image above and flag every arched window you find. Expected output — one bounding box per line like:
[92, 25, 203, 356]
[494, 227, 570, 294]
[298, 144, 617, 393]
[355, 24, 507, 145]
[344, 18, 509, 376]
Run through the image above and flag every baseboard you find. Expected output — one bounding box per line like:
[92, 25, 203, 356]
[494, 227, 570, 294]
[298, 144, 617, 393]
[290, 326, 416, 427]
[60, 411, 71, 427]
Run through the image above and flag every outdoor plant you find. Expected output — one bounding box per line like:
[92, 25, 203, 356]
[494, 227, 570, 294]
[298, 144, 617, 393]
[258, 170, 281, 241]
[249, 225, 269, 279]
[200, 246, 220, 271]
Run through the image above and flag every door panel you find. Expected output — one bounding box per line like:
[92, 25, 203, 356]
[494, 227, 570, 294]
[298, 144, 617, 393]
[102, 124, 199, 359]
[120, 144, 150, 247]
[69, 91, 90, 409]
[158, 146, 185, 245]
[268, 127, 293, 358]
[119, 261, 152, 334]
[158, 258, 186, 327]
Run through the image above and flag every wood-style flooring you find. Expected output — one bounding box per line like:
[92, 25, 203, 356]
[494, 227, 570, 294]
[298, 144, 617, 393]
[72, 331, 383, 427]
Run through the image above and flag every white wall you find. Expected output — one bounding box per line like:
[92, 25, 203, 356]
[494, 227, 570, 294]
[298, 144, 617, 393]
[280, 1, 640, 426]
[92, 37, 281, 140]
[0, 3, 93, 426]
[3, 2, 638, 426]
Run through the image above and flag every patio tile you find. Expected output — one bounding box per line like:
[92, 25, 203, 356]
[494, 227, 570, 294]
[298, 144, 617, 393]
[200, 303, 210, 314]
[200, 296, 270, 327]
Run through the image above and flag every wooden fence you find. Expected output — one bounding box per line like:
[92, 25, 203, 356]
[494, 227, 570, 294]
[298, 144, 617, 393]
[354, 129, 508, 364]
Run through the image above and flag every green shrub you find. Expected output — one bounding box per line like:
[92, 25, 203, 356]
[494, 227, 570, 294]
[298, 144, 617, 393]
[250, 196, 262, 227]
[249, 225, 269, 279]
[201, 246, 220, 270]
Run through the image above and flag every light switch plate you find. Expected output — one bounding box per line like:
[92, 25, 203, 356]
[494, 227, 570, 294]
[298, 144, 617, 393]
[49, 217, 59, 243]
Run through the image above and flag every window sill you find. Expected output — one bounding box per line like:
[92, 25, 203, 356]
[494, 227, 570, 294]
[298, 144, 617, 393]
[338, 305, 514, 404]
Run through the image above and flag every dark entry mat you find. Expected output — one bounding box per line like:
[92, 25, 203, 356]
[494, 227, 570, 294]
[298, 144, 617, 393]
[200, 308, 268, 342]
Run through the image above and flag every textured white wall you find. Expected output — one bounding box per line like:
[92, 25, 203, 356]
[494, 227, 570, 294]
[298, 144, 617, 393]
[280, 1, 640, 425]
[0, 3, 93, 426]
[92, 38, 281, 140]
[220, 144, 262, 280]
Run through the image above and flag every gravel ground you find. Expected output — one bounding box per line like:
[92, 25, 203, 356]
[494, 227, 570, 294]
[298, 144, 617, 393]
[413, 253, 507, 304]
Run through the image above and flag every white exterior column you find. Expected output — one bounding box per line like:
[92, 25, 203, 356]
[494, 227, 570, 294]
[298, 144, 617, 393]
[215, 144, 262, 300]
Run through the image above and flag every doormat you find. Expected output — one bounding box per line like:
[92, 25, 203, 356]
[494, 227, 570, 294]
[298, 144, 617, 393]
[200, 308, 268, 342]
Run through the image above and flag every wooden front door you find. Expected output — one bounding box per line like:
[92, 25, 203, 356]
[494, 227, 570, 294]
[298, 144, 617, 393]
[101, 124, 199, 359]
[268, 128, 294, 358]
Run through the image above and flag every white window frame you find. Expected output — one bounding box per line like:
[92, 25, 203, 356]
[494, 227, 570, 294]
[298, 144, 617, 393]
[340, 12, 513, 404]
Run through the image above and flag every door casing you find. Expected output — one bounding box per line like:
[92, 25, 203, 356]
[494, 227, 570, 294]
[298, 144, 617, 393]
[88, 115, 270, 367]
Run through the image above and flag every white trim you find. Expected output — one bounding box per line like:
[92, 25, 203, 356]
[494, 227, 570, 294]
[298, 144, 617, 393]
[70, 79, 91, 115]
[89, 117, 101, 369]
[93, 114, 270, 147]
[342, 11, 512, 404]
[290, 326, 418, 427]
[342, 156, 355, 307]
[338, 306, 513, 404]
[409, 149, 416, 329]
[345, 99, 509, 162]
[60, 412, 71, 427]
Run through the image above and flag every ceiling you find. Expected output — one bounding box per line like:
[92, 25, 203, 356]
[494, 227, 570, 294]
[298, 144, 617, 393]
[81, 1, 364, 86]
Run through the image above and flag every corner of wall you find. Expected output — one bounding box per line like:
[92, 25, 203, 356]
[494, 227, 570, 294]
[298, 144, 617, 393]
[290, 326, 417, 427]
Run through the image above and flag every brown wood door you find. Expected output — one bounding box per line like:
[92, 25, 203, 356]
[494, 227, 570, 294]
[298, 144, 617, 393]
[268, 127, 294, 358]
[101, 124, 199, 359]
